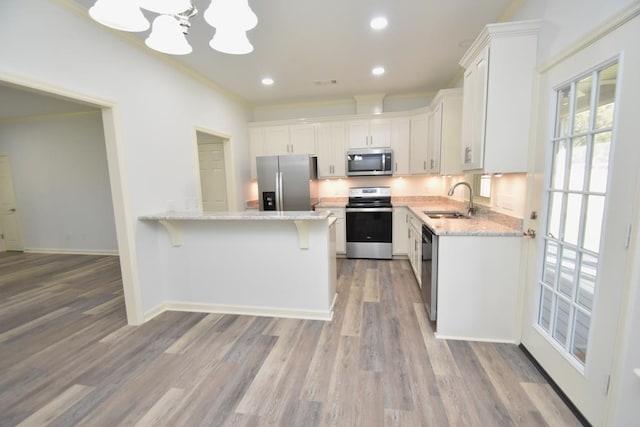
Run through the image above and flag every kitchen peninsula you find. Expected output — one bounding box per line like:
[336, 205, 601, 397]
[139, 210, 337, 321]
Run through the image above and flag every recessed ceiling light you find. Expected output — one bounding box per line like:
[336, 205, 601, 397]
[261, 77, 274, 86]
[372, 66, 385, 76]
[370, 16, 388, 30]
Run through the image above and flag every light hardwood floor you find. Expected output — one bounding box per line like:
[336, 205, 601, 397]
[0, 253, 583, 426]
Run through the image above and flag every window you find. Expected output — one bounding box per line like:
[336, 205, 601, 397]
[472, 174, 491, 200]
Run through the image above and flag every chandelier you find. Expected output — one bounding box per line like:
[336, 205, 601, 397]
[88, 0, 258, 55]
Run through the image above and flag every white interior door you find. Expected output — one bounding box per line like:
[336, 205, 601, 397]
[198, 141, 228, 212]
[521, 16, 640, 426]
[0, 155, 24, 251]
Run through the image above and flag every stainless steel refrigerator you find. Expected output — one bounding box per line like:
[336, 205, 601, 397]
[257, 154, 319, 211]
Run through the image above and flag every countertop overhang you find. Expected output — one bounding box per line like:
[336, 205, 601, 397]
[139, 210, 331, 221]
[140, 210, 332, 248]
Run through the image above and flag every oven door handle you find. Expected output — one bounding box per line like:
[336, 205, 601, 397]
[345, 208, 393, 213]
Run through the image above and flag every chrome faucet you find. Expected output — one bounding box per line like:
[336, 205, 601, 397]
[448, 181, 476, 216]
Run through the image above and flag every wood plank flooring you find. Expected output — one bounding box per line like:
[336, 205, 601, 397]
[0, 252, 583, 426]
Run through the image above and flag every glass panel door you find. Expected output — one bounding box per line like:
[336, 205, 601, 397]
[536, 62, 618, 366]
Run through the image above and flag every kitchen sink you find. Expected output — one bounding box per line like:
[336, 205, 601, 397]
[423, 210, 470, 219]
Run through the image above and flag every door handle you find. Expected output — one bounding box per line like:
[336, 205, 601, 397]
[8, 208, 16, 213]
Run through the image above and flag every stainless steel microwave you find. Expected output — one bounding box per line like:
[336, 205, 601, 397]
[346, 148, 393, 176]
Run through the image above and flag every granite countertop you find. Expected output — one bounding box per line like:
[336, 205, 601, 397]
[315, 198, 348, 208]
[397, 197, 523, 237]
[243, 195, 522, 236]
[140, 210, 331, 221]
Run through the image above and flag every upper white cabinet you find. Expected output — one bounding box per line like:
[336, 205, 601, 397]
[249, 124, 317, 179]
[347, 118, 391, 148]
[288, 124, 317, 155]
[459, 20, 540, 173]
[430, 89, 463, 175]
[317, 122, 346, 178]
[390, 117, 410, 175]
[409, 113, 429, 174]
[263, 125, 290, 156]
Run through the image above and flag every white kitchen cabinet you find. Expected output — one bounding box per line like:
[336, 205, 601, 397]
[436, 235, 522, 342]
[392, 207, 408, 255]
[459, 20, 540, 173]
[406, 210, 422, 285]
[429, 89, 463, 175]
[257, 124, 317, 157]
[289, 124, 317, 155]
[316, 208, 345, 254]
[248, 127, 266, 180]
[317, 122, 346, 178]
[409, 114, 429, 174]
[390, 117, 410, 175]
[347, 118, 391, 148]
[263, 125, 291, 156]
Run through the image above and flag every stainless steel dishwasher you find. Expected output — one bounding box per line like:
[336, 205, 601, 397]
[421, 224, 438, 321]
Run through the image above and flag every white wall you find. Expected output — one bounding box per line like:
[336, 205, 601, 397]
[512, 0, 637, 62]
[0, 112, 117, 252]
[0, 0, 252, 316]
[252, 93, 433, 122]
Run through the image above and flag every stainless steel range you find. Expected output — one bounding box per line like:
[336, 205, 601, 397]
[345, 187, 393, 260]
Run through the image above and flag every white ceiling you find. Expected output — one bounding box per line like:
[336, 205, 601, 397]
[70, 0, 514, 106]
[0, 84, 98, 120]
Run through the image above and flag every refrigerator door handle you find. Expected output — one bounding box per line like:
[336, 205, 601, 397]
[276, 171, 284, 211]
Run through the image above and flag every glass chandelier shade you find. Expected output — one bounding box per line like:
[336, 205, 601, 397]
[145, 15, 193, 55]
[138, 0, 192, 15]
[204, 0, 258, 32]
[209, 28, 253, 55]
[89, 0, 149, 32]
[88, 0, 258, 55]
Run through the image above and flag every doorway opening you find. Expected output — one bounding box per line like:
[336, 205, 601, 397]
[0, 76, 141, 324]
[195, 129, 236, 212]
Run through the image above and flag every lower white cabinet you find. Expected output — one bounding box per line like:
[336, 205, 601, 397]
[316, 208, 345, 254]
[406, 210, 422, 285]
[436, 235, 522, 342]
[392, 207, 408, 255]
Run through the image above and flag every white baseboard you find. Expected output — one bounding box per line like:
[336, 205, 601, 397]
[144, 301, 334, 322]
[144, 303, 168, 322]
[24, 248, 119, 256]
[434, 333, 518, 345]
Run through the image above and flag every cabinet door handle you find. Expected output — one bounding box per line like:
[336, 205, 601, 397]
[395, 162, 397, 172]
[423, 160, 427, 170]
[430, 159, 435, 169]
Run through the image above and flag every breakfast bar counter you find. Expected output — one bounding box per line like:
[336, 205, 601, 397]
[139, 210, 337, 321]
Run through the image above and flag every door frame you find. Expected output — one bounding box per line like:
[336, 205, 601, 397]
[0, 72, 144, 325]
[0, 154, 25, 251]
[194, 126, 237, 211]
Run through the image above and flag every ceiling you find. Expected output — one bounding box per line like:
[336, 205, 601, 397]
[70, 0, 515, 106]
[0, 83, 98, 121]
